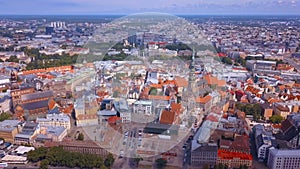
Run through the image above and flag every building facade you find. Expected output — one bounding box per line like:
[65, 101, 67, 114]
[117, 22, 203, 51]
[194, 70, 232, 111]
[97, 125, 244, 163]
[267, 149, 300, 169]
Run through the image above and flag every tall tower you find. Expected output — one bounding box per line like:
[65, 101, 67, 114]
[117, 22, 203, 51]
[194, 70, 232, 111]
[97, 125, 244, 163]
[185, 49, 196, 114]
[188, 49, 196, 83]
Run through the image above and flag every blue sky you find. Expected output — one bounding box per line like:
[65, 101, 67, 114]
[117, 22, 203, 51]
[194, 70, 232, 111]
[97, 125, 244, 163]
[0, 0, 299, 15]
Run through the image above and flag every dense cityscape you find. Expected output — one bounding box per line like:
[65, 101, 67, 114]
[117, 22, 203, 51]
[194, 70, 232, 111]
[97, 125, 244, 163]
[0, 13, 299, 169]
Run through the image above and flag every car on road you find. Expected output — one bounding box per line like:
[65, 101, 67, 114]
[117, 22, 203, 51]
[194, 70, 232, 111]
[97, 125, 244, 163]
[119, 150, 124, 158]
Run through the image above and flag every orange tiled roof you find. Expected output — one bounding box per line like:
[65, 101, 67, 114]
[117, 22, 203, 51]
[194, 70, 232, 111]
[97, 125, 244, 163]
[206, 114, 218, 122]
[293, 83, 300, 88]
[278, 85, 285, 91]
[162, 80, 176, 85]
[108, 116, 121, 123]
[160, 110, 175, 125]
[76, 114, 98, 120]
[195, 95, 212, 104]
[204, 75, 218, 85]
[21, 65, 73, 75]
[175, 77, 188, 87]
[171, 103, 183, 115]
[60, 104, 74, 114]
[48, 99, 57, 110]
[245, 86, 260, 95]
[268, 98, 282, 104]
[150, 84, 162, 88]
[148, 95, 171, 101]
[218, 79, 226, 87]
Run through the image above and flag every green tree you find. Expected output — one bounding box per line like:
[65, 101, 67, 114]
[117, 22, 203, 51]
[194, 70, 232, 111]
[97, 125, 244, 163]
[214, 163, 228, 169]
[133, 155, 143, 167]
[235, 103, 262, 121]
[235, 57, 246, 67]
[28, 146, 104, 168]
[155, 158, 167, 169]
[77, 133, 84, 141]
[270, 115, 284, 124]
[221, 57, 233, 65]
[27, 147, 48, 162]
[39, 159, 49, 169]
[0, 113, 12, 122]
[149, 87, 158, 95]
[104, 153, 115, 168]
[7, 55, 19, 63]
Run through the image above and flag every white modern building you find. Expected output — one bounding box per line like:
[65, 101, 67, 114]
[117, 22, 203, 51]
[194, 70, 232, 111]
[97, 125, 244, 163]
[36, 113, 71, 130]
[267, 149, 300, 169]
[133, 100, 152, 115]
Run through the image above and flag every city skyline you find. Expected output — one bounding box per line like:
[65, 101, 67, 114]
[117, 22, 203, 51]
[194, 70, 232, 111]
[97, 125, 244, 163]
[0, 0, 300, 15]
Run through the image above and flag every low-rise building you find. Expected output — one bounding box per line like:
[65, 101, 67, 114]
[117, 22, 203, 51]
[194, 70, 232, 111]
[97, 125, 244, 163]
[14, 122, 40, 145]
[267, 149, 300, 169]
[36, 113, 71, 130]
[133, 100, 152, 115]
[253, 124, 276, 161]
[191, 142, 218, 168]
[276, 114, 300, 149]
[0, 120, 21, 143]
[0, 95, 11, 113]
[36, 126, 67, 142]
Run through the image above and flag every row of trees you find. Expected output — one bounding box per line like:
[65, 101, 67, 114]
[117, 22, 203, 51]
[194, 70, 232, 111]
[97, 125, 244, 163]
[27, 146, 114, 169]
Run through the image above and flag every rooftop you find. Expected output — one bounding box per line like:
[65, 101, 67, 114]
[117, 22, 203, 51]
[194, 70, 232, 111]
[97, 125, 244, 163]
[0, 120, 20, 132]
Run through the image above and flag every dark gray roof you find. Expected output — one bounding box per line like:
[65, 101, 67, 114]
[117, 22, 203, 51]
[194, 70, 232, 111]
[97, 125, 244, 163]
[145, 123, 179, 130]
[21, 91, 53, 102]
[192, 143, 218, 153]
[0, 95, 11, 104]
[22, 100, 49, 110]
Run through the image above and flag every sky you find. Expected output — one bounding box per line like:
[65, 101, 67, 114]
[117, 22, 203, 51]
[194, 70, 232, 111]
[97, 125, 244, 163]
[0, 0, 299, 15]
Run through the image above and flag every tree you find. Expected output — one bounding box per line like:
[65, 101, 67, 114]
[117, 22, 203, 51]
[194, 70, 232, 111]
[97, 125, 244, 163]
[0, 113, 12, 122]
[214, 163, 228, 169]
[7, 55, 19, 63]
[40, 159, 49, 169]
[77, 133, 84, 141]
[149, 87, 158, 95]
[221, 57, 233, 65]
[27, 147, 48, 162]
[155, 158, 167, 169]
[270, 115, 284, 124]
[238, 165, 249, 169]
[235, 57, 246, 67]
[235, 103, 262, 121]
[104, 153, 115, 168]
[28, 146, 104, 168]
[133, 156, 143, 167]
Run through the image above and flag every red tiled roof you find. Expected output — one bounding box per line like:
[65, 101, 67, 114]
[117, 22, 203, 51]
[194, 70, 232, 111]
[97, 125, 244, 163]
[175, 77, 188, 87]
[206, 114, 218, 122]
[195, 95, 212, 104]
[160, 110, 175, 125]
[108, 116, 121, 123]
[76, 114, 98, 120]
[218, 149, 252, 160]
[48, 99, 57, 110]
[171, 103, 183, 115]
[148, 95, 171, 101]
